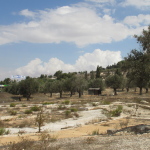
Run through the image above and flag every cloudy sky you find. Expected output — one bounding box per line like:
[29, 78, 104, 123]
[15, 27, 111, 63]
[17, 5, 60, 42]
[0, 0, 150, 80]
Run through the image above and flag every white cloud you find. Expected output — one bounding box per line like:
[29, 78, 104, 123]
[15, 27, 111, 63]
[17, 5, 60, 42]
[123, 14, 150, 27]
[85, 0, 115, 4]
[9, 49, 122, 78]
[19, 9, 36, 18]
[0, 5, 145, 47]
[121, 0, 150, 9]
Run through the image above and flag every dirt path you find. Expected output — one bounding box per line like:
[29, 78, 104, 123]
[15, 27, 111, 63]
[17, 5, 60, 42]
[0, 118, 149, 145]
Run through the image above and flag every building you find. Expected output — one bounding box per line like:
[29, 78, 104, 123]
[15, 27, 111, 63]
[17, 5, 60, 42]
[88, 88, 101, 95]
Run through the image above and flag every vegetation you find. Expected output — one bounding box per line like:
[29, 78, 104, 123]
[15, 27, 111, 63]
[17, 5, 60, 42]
[35, 107, 47, 132]
[10, 103, 16, 107]
[109, 105, 123, 117]
[1, 26, 150, 98]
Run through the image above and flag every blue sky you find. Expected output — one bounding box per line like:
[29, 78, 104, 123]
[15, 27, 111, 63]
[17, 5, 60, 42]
[0, 0, 150, 80]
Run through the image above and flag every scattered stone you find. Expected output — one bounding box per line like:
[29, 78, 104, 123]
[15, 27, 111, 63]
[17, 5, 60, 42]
[78, 107, 88, 111]
[107, 129, 117, 135]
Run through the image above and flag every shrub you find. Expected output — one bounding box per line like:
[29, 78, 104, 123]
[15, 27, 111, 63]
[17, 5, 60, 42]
[10, 103, 16, 107]
[92, 129, 100, 135]
[102, 100, 111, 105]
[35, 108, 47, 132]
[58, 105, 66, 110]
[0, 128, 10, 135]
[0, 120, 4, 128]
[92, 103, 97, 106]
[24, 109, 32, 114]
[65, 110, 71, 117]
[70, 108, 77, 112]
[30, 106, 40, 111]
[22, 104, 27, 107]
[110, 105, 123, 117]
[9, 110, 17, 115]
[0, 128, 6, 135]
[62, 100, 70, 105]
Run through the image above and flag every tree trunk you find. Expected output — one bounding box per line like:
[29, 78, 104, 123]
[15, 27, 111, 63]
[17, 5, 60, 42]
[38, 124, 41, 133]
[50, 92, 52, 97]
[27, 94, 30, 101]
[79, 91, 82, 98]
[139, 87, 142, 95]
[134, 88, 137, 92]
[60, 91, 62, 98]
[126, 87, 129, 92]
[70, 91, 73, 97]
[114, 88, 117, 95]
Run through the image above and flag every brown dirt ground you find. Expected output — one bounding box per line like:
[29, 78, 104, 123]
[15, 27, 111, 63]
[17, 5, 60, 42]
[0, 117, 149, 145]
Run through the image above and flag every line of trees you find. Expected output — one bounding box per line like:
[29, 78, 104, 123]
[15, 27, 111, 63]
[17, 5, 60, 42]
[1, 26, 150, 98]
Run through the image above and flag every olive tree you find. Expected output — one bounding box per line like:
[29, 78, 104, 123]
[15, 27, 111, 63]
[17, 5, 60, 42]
[105, 74, 123, 95]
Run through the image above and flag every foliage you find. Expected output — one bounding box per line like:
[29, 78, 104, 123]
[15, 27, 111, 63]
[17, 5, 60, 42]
[53, 79, 65, 98]
[134, 25, 150, 53]
[35, 107, 47, 132]
[96, 65, 104, 78]
[64, 76, 77, 97]
[58, 105, 66, 110]
[10, 103, 16, 107]
[30, 106, 41, 111]
[88, 78, 105, 92]
[105, 74, 123, 95]
[0, 128, 10, 135]
[74, 76, 88, 98]
[24, 109, 32, 114]
[62, 100, 70, 105]
[91, 129, 100, 135]
[70, 108, 77, 112]
[19, 78, 39, 100]
[125, 49, 150, 94]
[9, 110, 17, 115]
[65, 110, 71, 117]
[109, 105, 123, 117]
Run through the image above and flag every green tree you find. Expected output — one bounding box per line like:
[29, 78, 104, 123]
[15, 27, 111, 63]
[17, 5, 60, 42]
[74, 76, 87, 98]
[96, 66, 103, 78]
[53, 79, 65, 98]
[105, 74, 123, 95]
[90, 71, 95, 79]
[19, 78, 39, 100]
[44, 80, 55, 97]
[125, 49, 149, 95]
[134, 25, 150, 53]
[64, 76, 77, 97]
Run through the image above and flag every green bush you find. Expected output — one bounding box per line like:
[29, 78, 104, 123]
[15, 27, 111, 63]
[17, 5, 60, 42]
[110, 105, 123, 117]
[0, 128, 10, 135]
[22, 104, 27, 107]
[24, 109, 32, 114]
[10, 110, 17, 115]
[70, 108, 77, 112]
[30, 106, 40, 111]
[65, 110, 71, 117]
[58, 105, 66, 110]
[92, 103, 98, 106]
[0, 128, 5, 135]
[10, 103, 16, 107]
[102, 100, 111, 105]
[62, 100, 70, 105]
[92, 129, 100, 135]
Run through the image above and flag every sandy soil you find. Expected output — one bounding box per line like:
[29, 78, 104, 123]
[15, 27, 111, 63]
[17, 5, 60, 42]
[0, 117, 149, 145]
